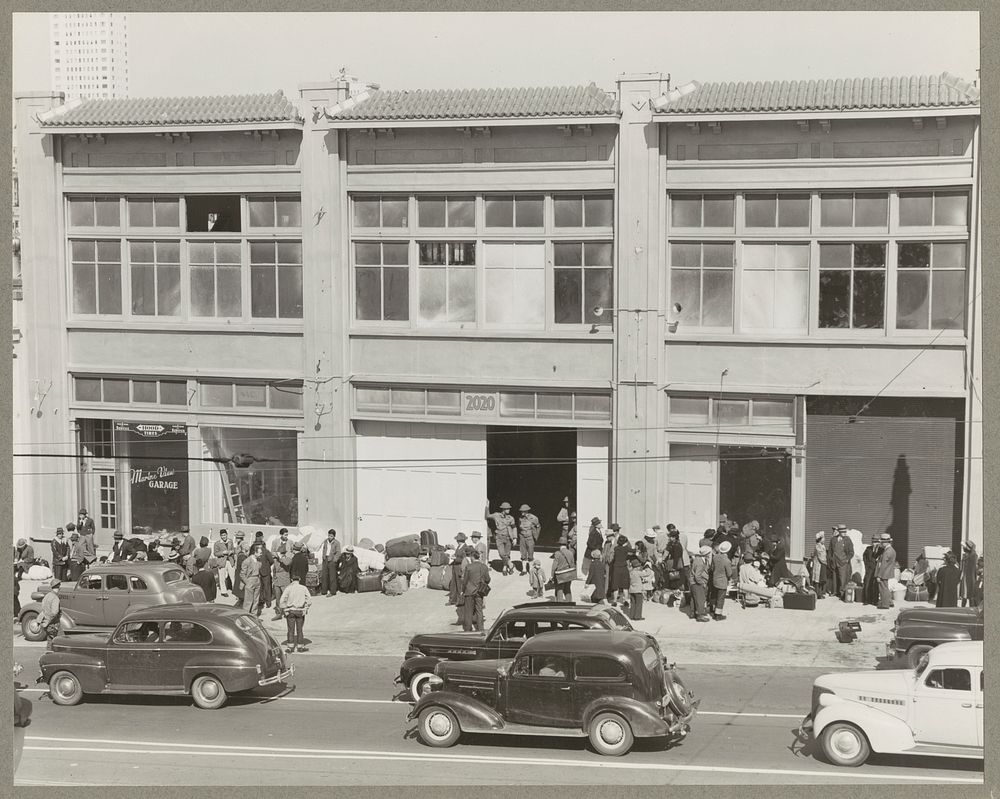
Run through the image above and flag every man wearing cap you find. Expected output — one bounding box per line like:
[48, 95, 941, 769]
[517, 504, 540, 571]
[232, 531, 248, 603]
[38, 578, 62, 640]
[557, 496, 571, 531]
[289, 540, 310, 585]
[177, 525, 197, 575]
[109, 531, 131, 563]
[876, 533, 897, 610]
[213, 529, 236, 597]
[461, 549, 491, 632]
[738, 552, 780, 603]
[583, 518, 604, 577]
[710, 541, 734, 620]
[270, 530, 294, 621]
[50, 529, 70, 581]
[76, 508, 96, 539]
[67, 531, 85, 580]
[740, 520, 762, 559]
[319, 529, 341, 597]
[470, 531, 488, 566]
[14, 539, 35, 573]
[486, 502, 516, 575]
[829, 524, 854, 601]
[690, 546, 712, 622]
[448, 533, 470, 614]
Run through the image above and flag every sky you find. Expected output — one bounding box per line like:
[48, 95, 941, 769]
[13, 11, 980, 99]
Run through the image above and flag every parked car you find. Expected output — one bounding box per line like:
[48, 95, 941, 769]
[409, 629, 697, 757]
[37, 603, 292, 709]
[18, 562, 206, 642]
[801, 640, 983, 767]
[398, 601, 634, 701]
[887, 603, 984, 668]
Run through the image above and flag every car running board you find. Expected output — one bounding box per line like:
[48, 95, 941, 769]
[473, 722, 588, 738]
[899, 743, 983, 759]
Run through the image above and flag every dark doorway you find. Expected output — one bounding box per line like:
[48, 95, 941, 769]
[487, 427, 576, 551]
[719, 447, 791, 548]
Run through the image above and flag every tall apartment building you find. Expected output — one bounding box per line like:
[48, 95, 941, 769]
[50, 12, 129, 99]
[13, 72, 981, 571]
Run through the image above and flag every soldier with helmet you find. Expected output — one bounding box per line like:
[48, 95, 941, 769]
[517, 503, 541, 571]
[486, 501, 516, 575]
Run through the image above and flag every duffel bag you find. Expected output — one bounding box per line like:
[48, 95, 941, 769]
[385, 556, 420, 575]
[357, 537, 375, 551]
[427, 564, 450, 591]
[905, 584, 929, 603]
[409, 568, 429, 590]
[382, 572, 408, 596]
[357, 571, 383, 593]
[385, 534, 421, 559]
[428, 546, 450, 567]
[419, 529, 439, 553]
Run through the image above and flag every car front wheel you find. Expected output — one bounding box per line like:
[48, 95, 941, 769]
[589, 712, 635, 756]
[820, 721, 871, 767]
[49, 670, 84, 706]
[20, 611, 47, 642]
[417, 706, 461, 748]
[906, 644, 934, 670]
[409, 672, 435, 702]
[191, 674, 228, 710]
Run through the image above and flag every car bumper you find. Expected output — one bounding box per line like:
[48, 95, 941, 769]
[258, 665, 294, 686]
[886, 640, 903, 659]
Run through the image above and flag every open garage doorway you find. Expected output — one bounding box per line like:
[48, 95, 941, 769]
[719, 446, 791, 548]
[487, 426, 576, 551]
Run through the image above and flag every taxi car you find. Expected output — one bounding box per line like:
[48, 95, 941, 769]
[19, 562, 206, 641]
[886, 602, 984, 668]
[37, 603, 292, 709]
[801, 640, 983, 766]
[409, 630, 697, 757]
[398, 601, 633, 701]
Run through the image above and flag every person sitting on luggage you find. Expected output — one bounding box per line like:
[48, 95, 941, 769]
[738, 553, 780, 601]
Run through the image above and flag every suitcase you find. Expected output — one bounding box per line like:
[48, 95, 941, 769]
[428, 546, 449, 567]
[384, 556, 420, 575]
[782, 592, 817, 611]
[385, 534, 420, 559]
[427, 564, 450, 591]
[382, 573, 408, 596]
[357, 571, 383, 593]
[905, 584, 929, 602]
[419, 529, 439, 554]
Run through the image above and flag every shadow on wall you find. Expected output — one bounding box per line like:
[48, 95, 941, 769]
[886, 454, 911, 565]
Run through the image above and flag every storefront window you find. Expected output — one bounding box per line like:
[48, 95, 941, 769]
[201, 427, 298, 526]
[118, 421, 189, 534]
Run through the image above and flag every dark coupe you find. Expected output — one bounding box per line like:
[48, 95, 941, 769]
[887, 602, 984, 668]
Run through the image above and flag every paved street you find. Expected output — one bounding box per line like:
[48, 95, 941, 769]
[14, 648, 983, 786]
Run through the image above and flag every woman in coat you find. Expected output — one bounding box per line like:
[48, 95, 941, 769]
[935, 552, 961, 608]
[811, 532, 828, 599]
[766, 537, 790, 586]
[582, 519, 603, 578]
[551, 543, 577, 602]
[862, 537, 881, 606]
[959, 541, 979, 607]
[585, 549, 607, 604]
[709, 541, 734, 619]
[608, 534, 632, 606]
[336, 546, 360, 594]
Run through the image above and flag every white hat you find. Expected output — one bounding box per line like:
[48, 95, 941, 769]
[718, 541, 732, 554]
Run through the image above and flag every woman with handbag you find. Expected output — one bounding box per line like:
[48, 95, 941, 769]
[551, 543, 577, 601]
[664, 532, 687, 607]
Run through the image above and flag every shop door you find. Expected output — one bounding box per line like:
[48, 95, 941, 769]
[487, 427, 576, 551]
[666, 444, 718, 536]
[355, 421, 487, 545]
[80, 419, 120, 540]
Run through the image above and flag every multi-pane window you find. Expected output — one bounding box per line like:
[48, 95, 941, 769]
[74, 376, 187, 405]
[199, 381, 304, 411]
[896, 242, 967, 330]
[741, 243, 809, 332]
[418, 242, 476, 323]
[353, 196, 408, 228]
[67, 194, 302, 322]
[485, 195, 544, 228]
[668, 394, 795, 432]
[250, 242, 304, 319]
[130, 241, 180, 316]
[484, 243, 545, 325]
[898, 191, 968, 227]
[744, 194, 810, 229]
[190, 241, 241, 318]
[554, 194, 614, 227]
[671, 194, 735, 229]
[417, 196, 475, 228]
[553, 241, 613, 324]
[71, 239, 122, 314]
[354, 242, 409, 321]
[819, 193, 888, 228]
[819, 243, 886, 329]
[670, 242, 734, 328]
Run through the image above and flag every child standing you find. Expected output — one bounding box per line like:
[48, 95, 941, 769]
[586, 549, 607, 604]
[627, 557, 649, 621]
[527, 559, 546, 599]
[639, 556, 656, 599]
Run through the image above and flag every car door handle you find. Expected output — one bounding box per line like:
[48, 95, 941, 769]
[961, 703, 972, 708]
[559, 686, 571, 691]
[975, 704, 983, 709]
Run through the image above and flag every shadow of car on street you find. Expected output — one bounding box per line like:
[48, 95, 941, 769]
[37, 681, 292, 709]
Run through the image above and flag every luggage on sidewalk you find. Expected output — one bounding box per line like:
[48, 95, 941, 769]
[905, 584, 929, 602]
[385, 534, 420, 559]
[427, 564, 450, 591]
[419, 529, 438, 554]
[782, 592, 817, 611]
[382, 572, 408, 596]
[428, 546, 449, 567]
[357, 537, 375, 550]
[357, 570, 383, 593]
[385, 556, 420, 575]
[409, 568, 429, 589]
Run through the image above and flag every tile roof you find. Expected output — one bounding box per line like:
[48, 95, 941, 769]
[38, 91, 302, 127]
[655, 73, 980, 114]
[327, 83, 618, 121]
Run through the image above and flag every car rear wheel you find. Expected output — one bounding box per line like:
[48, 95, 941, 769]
[49, 670, 84, 706]
[20, 611, 47, 642]
[820, 721, 871, 767]
[191, 674, 228, 710]
[589, 712, 635, 757]
[409, 672, 435, 702]
[906, 644, 934, 670]
[417, 706, 461, 748]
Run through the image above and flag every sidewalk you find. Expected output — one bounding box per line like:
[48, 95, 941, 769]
[16, 567, 915, 670]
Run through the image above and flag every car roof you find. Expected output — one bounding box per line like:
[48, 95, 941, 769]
[926, 640, 983, 667]
[518, 630, 651, 656]
[501, 603, 614, 622]
[120, 603, 249, 623]
[86, 562, 184, 573]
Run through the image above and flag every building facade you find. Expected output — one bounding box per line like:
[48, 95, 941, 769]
[50, 12, 129, 100]
[14, 72, 981, 568]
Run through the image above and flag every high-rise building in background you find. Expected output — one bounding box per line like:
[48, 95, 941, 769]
[50, 12, 129, 99]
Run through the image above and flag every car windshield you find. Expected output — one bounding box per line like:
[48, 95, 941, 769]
[162, 569, 186, 583]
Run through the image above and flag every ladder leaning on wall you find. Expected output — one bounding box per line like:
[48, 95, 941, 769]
[201, 428, 247, 524]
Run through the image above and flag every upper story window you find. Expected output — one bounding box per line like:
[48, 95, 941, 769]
[485, 195, 544, 228]
[69, 196, 120, 228]
[186, 195, 241, 232]
[744, 194, 810, 229]
[898, 191, 968, 228]
[417, 196, 474, 229]
[248, 196, 302, 228]
[670, 194, 735, 229]
[819, 193, 888, 229]
[126, 197, 180, 229]
[554, 194, 614, 228]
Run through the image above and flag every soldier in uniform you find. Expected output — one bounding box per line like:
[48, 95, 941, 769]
[488, 502, 516, 575]
[517, 504, 540, 572]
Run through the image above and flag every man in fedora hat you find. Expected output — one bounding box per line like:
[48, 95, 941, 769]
[470, 530, 488, 566]
[50, 528, 70, 581]
[109, 531, 131, 563]
[448, 533, 470, 615]
[690, 546, 712, 622]
[517, 504, 540, 571]
[38, 578, 62, 640]
[829, 524, 854, 601]
[486, 501, 516, 575]
[876, 532, 897, 609]
[602, 525, 619, 586]
[583, 517, 604, 576]
[76, 508, 95, 538]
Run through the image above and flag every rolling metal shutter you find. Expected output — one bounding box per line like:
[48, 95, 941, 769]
[804, 399, 963, 567]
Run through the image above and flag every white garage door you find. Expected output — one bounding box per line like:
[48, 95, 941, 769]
[667, 443, 718, 536]
[355, 421, 487, 546]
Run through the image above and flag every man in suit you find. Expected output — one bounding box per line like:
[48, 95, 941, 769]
[78, 527, 98, 570]
[109, 531, 131, 562]
[14, 539, 35, 573]
[319, 529, 340, 597]
[829, 524, 855, 601]
[876, 532, 897, 609]
[177, 525, 196, 574]
[50, 529, 70, 581]
[213, 529, 236, 597]
[461, 549, 491, 632]
[470, 530, 488, 566]
[76, 508, 96, 538]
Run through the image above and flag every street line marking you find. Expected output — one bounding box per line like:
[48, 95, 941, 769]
[24, 738, 983, 783]
[699, 711, 804, 719]
[283, 696, 401, 704]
